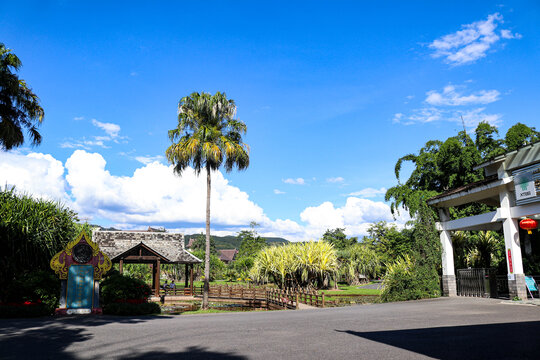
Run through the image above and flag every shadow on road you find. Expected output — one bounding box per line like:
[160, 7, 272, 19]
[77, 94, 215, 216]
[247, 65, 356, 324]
[337, 321, 540, 359]
[1, 317, 246, 359]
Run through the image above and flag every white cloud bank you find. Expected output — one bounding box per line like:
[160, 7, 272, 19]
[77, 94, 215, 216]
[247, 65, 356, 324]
[429, 13, 521, 66]
[0, 150, 408, 241]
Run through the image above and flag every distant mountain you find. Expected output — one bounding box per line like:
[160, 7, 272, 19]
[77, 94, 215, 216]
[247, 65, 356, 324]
[184, 234, 289, 250]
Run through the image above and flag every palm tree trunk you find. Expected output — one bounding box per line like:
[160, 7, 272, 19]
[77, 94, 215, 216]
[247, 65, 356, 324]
[202, 165, 211, 309]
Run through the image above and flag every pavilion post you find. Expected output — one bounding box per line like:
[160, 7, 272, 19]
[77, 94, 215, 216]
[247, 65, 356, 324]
[119, 259, 123, 274]
[185, 263, 189, 288]
[155, 259, 161, 297]
[438, 208, 457, 296]
[190, 264, 194, 295]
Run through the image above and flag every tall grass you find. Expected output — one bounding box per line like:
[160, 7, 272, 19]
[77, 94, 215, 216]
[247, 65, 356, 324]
[0, 187, 78, 290]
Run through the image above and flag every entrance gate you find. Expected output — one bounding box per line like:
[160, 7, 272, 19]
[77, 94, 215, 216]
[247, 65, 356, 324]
[456, 268, 498, 298]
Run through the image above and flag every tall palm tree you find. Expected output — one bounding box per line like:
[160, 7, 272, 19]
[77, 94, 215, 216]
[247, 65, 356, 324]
[166, 92, 249, 309]
[0, 43, 44, 151]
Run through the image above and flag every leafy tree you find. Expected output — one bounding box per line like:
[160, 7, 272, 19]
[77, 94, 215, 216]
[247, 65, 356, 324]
[504, 122, 540, 151]
[166, 91, 249, 309]
[321, 228, 357, 250]
[363, 221, 413, 267]
[342, 244, 381, 284]
[191, 233, 217, 255]
[475, 121, 504, 159]
[0, 43, 44, 151]
[237, 222, 266, 258]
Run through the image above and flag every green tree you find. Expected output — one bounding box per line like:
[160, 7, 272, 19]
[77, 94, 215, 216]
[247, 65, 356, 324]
[237, 222, 266, 258]
[321, 228, 357, 250]
[363, 221, 413, 267]
[191, 233, 217, 255]
[474, 121, 504, 159]
[166, 91, 249, 309]
[0, 43, 44, 151]
[504, 122, 540, 151]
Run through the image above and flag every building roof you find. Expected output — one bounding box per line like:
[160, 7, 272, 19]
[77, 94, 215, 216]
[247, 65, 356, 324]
[218, 249, 238, 262]
[93, 230, 201, 264]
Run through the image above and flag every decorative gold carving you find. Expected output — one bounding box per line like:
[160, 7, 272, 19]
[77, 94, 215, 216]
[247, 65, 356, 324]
[50, 229, 112, 280]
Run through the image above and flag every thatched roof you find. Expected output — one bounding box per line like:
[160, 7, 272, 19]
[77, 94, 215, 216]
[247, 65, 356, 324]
[93, 230, 201, 264]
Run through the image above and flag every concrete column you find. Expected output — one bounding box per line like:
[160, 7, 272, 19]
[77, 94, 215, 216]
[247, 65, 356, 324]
[438, 208, 457, 296]
[500, 187, 527, 299]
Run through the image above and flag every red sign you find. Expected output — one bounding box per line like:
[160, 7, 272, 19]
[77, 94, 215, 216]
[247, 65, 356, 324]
[508, 249, 513, 273]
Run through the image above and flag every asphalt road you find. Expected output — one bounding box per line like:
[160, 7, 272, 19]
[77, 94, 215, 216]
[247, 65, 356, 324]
[1, 297, 539, 359]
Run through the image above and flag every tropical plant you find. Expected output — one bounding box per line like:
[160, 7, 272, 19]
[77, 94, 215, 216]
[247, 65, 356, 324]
[342, 244, 381, 285]
[0, 187, 78, 291]
[0, 43, 44, 151]
[250, 241, 339, 290]
[165, 91, 249, 309]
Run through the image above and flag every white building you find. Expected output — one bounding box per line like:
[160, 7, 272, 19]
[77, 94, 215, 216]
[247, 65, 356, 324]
[428, 141, 540, 299]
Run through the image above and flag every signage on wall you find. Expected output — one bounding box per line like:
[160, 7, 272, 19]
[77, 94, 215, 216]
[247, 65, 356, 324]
[514, 171, 537, 200]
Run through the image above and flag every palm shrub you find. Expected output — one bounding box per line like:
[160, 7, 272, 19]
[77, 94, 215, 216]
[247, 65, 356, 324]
[250, 241, 338, 290]
[342, 244, 381, 285]
[0, 187, 78, 292]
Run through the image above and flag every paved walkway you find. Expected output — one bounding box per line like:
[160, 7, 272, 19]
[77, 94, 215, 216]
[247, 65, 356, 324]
[1, 297, 539, 359]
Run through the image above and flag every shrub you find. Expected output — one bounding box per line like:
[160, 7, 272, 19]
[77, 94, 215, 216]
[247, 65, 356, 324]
[1, 270, 60, 318]
[0, 187, 78, 290]
[381, 255, 440, 302]
[101, 273, 152, 304]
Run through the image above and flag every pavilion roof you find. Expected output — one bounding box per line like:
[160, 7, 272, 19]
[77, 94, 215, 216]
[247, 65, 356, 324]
[93, 230, 202, 264]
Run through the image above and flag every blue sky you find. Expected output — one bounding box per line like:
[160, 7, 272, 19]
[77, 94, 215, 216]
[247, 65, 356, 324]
[1, 1, 539, 240]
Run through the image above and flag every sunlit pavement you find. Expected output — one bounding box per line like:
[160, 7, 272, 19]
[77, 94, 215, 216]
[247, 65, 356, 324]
[1, 297, 539, 359]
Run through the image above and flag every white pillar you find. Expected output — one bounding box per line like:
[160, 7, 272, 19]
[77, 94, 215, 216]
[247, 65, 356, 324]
[438, 208, 456, 296]
[500, 187, 527, 299]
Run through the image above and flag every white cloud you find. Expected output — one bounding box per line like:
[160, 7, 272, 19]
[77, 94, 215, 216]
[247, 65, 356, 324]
[273, 189, 285, 195]
[429, 13, 521, 66]
[425, 85, 500, 106]
[453, 108, 503, 128]
[326, 177, 344, 183]
[92, 119, 121, 138]
[1, 150, 410, 243]
[73, 116, 84, 121]
[135, 155, 164, 165]
[283, 178, 305, 185]
[348, 187, 387, 198]
[396, 83, 502, 127]
[0, 152, 69, 203]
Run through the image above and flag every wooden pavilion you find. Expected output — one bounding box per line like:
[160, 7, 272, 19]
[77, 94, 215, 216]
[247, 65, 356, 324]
[93, 228, 202, 296]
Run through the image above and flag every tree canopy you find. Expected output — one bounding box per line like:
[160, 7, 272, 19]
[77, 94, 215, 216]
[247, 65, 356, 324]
[385, 121, 539, 218]
[0, 43, 44, 151]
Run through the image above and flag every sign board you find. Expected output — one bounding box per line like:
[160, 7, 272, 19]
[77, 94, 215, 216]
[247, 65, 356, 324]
[514, 171, 537, 201]
[67, 265, 94, 309]
[525, 276, 538, 292]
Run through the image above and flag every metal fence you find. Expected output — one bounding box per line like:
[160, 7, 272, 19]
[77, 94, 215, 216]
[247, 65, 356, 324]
[456, 268, 498, 298]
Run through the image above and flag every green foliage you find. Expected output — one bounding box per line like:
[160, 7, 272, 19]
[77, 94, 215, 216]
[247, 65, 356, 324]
[191, 233, 218, 255]
[0, 43, 45, 150]
[250, 241, 339, 290]
[1, 270, 60, 316]
[191, 250, 226, 281]
[120, 264, 152, 282]
[381, 255, 435, 301]
[321, 228, 357, 250]
[100, 273, 152, 304]
[504, 122, 540, 151]
[237, 223, 267, 258]
[363, 221, 413, 268]
[341, 244, 382, 284]
[103, 302, 161, 316]
[0, 187, 79, 290]
[386, 121, 539, 219]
